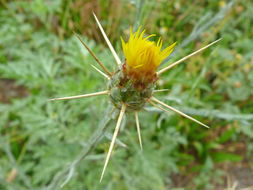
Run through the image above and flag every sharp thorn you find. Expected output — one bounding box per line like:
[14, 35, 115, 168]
[93, 12, 121, 67]
[73, 31, 112, 76]
[153, 89, 169, 93]
[91, 64, 110, 80]
[48, 90, 109, 101]
[150, 97, 209, 129]
[100, 104, 126, 182]
[157, 38, 222, 75]
[135, 111, 143, 151]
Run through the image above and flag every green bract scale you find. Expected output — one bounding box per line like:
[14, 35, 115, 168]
[107, 68, 156, 111]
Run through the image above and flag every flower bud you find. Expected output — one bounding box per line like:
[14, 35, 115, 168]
[108, 27, 176, 111]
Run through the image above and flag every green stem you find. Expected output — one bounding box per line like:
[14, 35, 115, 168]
[46, 105, 117, 189]
[134, 0, 145, 32]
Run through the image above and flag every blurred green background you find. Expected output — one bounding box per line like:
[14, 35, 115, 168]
[0, 0, 253, 189]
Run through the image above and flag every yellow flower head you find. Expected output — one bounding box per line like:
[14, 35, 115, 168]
[121, 27, 176, 83]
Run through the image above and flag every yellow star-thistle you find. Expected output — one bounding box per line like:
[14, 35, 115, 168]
[49, 13, 220, 183]
[121, 27, 176, 82]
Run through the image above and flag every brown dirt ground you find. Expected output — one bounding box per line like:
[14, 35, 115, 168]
[0, 79, 28, 103]
[171, 140, 253, 190]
